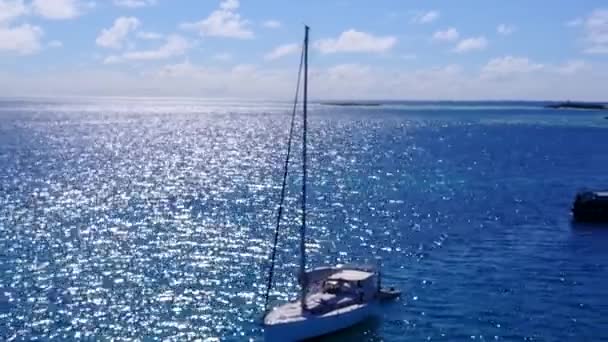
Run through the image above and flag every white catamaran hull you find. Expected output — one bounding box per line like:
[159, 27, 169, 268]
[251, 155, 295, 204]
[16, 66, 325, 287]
[264, 301, 377, 342]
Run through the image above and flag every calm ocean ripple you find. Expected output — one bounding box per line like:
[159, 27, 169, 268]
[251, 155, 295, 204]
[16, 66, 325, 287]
[0, 98, 607, 341]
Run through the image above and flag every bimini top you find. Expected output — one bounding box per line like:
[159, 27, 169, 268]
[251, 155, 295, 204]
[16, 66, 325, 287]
[576, 190, 608, 202]
[327, 269, 374, 282]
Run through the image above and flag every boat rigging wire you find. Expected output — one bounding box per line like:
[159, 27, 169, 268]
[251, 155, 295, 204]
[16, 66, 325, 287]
[263, 41, 306, 313]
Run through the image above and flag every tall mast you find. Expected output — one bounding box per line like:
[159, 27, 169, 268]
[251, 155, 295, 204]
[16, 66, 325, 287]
[300, 25, 309, 311]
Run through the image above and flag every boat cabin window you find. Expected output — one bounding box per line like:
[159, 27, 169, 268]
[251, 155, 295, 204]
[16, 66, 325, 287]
[322, 279, 354, 294]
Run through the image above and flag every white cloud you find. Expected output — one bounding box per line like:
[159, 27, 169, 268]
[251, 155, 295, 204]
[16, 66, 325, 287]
[180, 0, 253, 39]
[102, 55, 121, 64]
[585, 45, 608, 54]
[453, 36, 488, 53]
[433, 27, 459, 42]
[219, 0, 238, 10]
[566, 18, 583, 28]
[319, 63, 375, 94]
[3, 59, 607, 101]
[0, 1, 43, 55]
[0, 23, 43, 54]
[157, 61, 199, 76]
[0, 0, 28, 23]
[48, 40, 63, 47]
[137, 31, 163, 40]
[104, 35, 191, 63]
[497, 24, 516, 36]
[317, 63, 460, 100]
[583, 9, 608, 54]
[264, 43, 299, 61]
[481, 56, 544, 79]
[213, 52, 232, 61]
[31, 0, 84, 20]
[326, 63, 371, 79]
[151, 61, 296, 97]
[96, 17, 140, 49]
[412, 10, 440, 24]
[555, 60, 588, 74]
[262, 20, 281, 29]
[315, 29, 397, 54]
[113, 0, 156, 8]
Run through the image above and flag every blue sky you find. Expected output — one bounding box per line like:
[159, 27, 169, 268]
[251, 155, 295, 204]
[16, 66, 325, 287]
[0, 0, 607, 100]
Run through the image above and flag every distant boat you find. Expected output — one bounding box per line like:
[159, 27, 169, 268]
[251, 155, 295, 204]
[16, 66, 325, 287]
[572, 190, 608, 222]
[546, 101, 607, 110]
[262, 26, 399, 341]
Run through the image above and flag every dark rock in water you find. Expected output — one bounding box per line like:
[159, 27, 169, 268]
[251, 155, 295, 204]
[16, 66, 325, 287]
[546, 101, 607, 110]
[320, 102, 382, 107]
[572, 190, 608, 222]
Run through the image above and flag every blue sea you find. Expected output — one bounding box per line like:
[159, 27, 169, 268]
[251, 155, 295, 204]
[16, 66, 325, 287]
[1, 97, 607, 341]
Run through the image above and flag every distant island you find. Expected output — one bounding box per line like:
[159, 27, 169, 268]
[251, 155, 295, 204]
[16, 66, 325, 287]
[545, 101, 607, 110]
[319, 102, 382, 107]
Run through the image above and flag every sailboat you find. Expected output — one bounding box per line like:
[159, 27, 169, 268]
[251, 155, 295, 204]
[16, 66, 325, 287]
[262, 26, 399, 342]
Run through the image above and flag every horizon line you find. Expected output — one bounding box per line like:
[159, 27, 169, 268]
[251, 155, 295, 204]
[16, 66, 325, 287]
[0, 95, 606, 103]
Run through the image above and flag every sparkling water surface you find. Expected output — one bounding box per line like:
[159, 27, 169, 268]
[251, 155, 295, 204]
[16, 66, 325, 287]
[1, 98, 607, 341]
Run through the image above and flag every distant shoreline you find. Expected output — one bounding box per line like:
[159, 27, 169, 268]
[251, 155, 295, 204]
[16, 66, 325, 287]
[545, 102, 608, 111]
[0, 96, 607, 104]
[319, 102, 382, 107]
